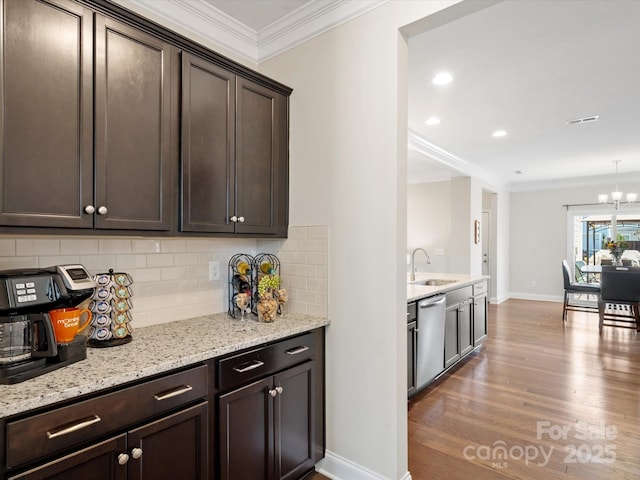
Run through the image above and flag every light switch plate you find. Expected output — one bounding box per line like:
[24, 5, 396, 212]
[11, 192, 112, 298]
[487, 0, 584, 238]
[209, 260, 220, 281]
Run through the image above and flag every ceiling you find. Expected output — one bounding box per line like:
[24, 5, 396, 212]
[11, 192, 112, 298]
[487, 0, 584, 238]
[129, 0, 640, 191]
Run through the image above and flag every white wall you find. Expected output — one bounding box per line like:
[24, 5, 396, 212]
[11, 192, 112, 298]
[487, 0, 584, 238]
[260, 2, 463, 478]
[407, 181, 451, 273]
[510, 180, 640, 301]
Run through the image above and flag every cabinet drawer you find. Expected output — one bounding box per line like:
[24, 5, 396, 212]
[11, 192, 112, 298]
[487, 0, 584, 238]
[446, 286, 473, 306]
[407, 302, 417, 322]
[6, 364, 208, 469]
[217, 332, 314, 392]
[473, 281, 487, 295]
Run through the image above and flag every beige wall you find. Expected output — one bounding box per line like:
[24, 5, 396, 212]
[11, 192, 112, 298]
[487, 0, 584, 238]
[509, 181, 640, 301]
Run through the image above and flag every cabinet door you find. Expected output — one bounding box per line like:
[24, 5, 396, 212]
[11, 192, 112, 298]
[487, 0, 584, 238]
[473, 293, 488, 346]
[274, 361, 315, 480]
[94, 15, 172, 231]
[459, 299, 474, 357]
[0, 0, 93, 228]
[218, 377, 273, 480]
[180, 53, 235, 233]
[444, 304, 460, 368]
[235, 77, 288, 236]
[127, 402, 208, 480]
[407, 321, 417, 397]
[8, 435, 126, 480]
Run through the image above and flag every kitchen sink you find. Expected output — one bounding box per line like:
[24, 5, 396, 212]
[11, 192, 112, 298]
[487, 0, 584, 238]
[411, 279, 456, 286]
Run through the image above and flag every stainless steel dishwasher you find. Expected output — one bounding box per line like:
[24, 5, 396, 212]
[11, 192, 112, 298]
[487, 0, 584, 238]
[416, 295, 446, 390]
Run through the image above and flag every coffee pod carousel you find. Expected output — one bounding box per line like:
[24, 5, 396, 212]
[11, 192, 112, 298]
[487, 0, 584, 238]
[87, 269, 134, 347]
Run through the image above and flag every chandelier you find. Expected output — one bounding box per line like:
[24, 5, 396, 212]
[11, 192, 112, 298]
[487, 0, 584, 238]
[598, 160, 637, 210]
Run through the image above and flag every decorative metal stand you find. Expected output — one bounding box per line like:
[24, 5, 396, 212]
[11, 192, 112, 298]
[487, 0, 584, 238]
[228, 253, 254, 318]
[253, 253, 281, 316]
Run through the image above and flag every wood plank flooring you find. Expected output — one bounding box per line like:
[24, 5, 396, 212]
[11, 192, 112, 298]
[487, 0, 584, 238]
[309, 299, 640, 479]
[409, 299, 640, 480]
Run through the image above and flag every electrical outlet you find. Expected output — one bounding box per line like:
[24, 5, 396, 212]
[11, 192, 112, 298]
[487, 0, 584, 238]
[209, 260, 220, 281]
[435, 248, 445, 256]
[531, 280, 537, 288]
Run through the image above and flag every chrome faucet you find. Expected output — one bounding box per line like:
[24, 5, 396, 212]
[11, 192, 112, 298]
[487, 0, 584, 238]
[410, 248, 431, 281]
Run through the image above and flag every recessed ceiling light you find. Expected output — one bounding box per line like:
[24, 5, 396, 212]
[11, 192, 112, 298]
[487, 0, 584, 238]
[432, 72, 453, 85]
[492, 130, 507, 137]
[425, 117, 440, 126]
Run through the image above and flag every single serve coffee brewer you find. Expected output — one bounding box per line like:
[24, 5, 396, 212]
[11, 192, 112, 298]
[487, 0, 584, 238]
[0, 264, 96, 384]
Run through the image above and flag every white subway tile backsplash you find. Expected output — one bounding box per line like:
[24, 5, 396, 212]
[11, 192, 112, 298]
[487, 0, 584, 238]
[0, 239, 15, 256]
[132, 239, 161, 254]
[17, 238, 60, 256]
[0, 256, 38, 269]
[99, 239, 132, 254]
[39, 255, 80, 267]
[61, 239, 99, 255]
[115, 254, 147, 269]
[0, 226, 327, 328]
[146, 254, 174, 267]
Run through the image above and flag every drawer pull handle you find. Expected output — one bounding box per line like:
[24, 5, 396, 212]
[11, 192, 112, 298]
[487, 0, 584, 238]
[154, 384, 193, 401]
[46, 415, 102, 439]
[233, 360, 265, 373]
[285, 346, 309, 355]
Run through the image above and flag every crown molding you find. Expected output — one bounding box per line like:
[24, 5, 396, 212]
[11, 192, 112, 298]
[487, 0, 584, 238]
[257, 0, 387, 62]
[124, 0, 386, 64]
[408, 130, 507, 190]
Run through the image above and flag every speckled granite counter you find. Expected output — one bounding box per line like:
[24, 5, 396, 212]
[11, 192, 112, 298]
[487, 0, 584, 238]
[407, 273, 489, 303]
[0, 312, 329, 419]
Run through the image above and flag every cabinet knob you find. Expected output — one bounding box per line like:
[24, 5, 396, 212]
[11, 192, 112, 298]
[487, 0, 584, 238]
[117, 453, 130, 465]
[268, 388, 277, 397]
[97, 206, 108, 215]
[275, 386, 283, 395]
[230, 215, 238, 223]
[238, 216, 245, 223]
[131, 447, 143, 459]
[84, 205, 96, 214]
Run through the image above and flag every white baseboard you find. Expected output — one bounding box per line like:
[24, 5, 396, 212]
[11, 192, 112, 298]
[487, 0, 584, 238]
[508, 292, 563, 303]
[316, 451, 412, 480]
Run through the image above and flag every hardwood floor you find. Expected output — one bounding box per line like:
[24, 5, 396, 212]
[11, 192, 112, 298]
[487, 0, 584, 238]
[409, 299, 640, 479]
[309, 299, 639, 479]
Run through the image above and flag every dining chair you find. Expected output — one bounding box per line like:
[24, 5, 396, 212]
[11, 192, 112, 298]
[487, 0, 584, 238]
[562, 260, 600, 322]
[598, 266, 640, 333]
[600, 259, 613, 266]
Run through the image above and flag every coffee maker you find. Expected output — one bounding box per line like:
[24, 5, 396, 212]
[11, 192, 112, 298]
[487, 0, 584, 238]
[0, 265, 96, 384]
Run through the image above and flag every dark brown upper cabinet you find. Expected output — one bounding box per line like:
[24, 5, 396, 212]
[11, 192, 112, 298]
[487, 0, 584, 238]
[0, 0, 94, 228]
[94, 15, 172, 231]
[0, 0, 171, 231]
[181, 53, 289, 236]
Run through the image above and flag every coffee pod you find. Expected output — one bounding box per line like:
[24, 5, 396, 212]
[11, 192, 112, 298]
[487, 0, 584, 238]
[90, 300, 112, 314]
[113, 273, 133, 287]
[95, 274, 112, 287]
[113, 324, 129, 338]
[90, 327, 112, 341]
[113, 286, 131, 299]
[92, 314, 111, 327]
[92, 287, 112, 301]
[113, 298, 132, 312]
[114, 311, 131, 325]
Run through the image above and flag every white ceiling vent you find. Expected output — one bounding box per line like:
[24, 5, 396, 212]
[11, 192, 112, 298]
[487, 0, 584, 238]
[566, 115, 600, 125]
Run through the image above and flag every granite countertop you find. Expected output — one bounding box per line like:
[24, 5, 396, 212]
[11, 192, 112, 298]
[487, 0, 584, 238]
[0, 312, 329, 419]
[407, 272, 489, 303]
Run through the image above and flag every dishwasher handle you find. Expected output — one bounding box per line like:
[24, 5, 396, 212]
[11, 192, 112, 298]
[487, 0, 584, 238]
[419, 296, 446, 309]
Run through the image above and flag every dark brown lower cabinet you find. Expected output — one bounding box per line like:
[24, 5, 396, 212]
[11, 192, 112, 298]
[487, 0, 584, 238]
[8, 402, 207, 480]
[218, 361, 314, 480]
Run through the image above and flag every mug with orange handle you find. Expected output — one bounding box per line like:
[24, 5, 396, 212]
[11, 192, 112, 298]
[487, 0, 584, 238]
[48, 307, 92, 344]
